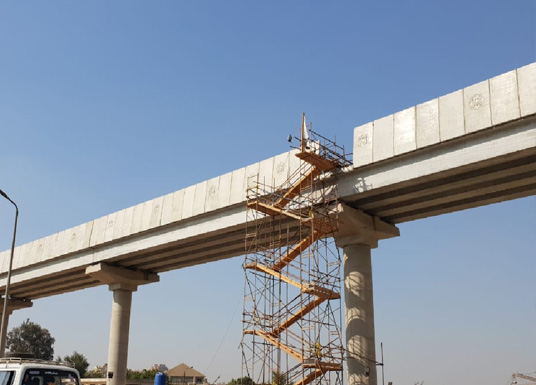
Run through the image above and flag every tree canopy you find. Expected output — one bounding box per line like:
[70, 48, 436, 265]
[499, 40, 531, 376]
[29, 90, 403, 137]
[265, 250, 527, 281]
[61, 351, 90, 378]
[127, 369, 161, 379]
[7, 319, 55, 360]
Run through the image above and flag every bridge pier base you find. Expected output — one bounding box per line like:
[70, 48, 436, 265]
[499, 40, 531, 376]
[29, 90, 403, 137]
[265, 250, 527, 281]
[335, 203, 399, 385]
[86, 263, 159, 385]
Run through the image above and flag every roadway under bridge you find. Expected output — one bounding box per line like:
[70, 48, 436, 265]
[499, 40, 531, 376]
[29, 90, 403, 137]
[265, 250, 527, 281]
[1, 62, 535, 385]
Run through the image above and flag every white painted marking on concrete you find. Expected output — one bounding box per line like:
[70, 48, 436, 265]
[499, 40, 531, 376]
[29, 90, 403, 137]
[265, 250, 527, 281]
[272, 152, 290, 187]
[104, 213, 117, 243]
[464, 80, 492, 133]
[353, 122, 373, 168]
[205, 175, 221, 213]
[149, 196, 164, 229]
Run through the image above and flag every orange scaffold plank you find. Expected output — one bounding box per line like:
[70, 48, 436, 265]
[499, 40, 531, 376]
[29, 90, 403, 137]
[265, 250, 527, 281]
[303, 362, 342, 371]
[244, 263, 339, 299]
[243, 329, 304, 362]
[293, 369, 324, 385]
[271, 229, 323, 272]
[271, 296, 327, 337]
[295, 150, 337, 172]
[247, 200, 338, 234]
[246, 200, 303, 220]
[294, 362, 343, 385]
[244, 263, 306, 291]
[273, 167, 323, 209]
[244, 262, 339, 299]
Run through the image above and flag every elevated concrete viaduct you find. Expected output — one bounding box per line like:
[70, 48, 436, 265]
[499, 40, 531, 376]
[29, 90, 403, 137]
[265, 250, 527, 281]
[1, 62, 534, 385]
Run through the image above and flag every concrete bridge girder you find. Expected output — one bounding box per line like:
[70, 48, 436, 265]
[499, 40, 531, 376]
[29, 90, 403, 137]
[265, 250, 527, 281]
[0, 63, 533, 385]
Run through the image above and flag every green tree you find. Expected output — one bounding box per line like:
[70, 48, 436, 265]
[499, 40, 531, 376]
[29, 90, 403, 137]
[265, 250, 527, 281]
[6, 319, 54, 360]
[61, 351, 90, 378]
[127, 369, 160, 380]
[271, 371, 288, 385]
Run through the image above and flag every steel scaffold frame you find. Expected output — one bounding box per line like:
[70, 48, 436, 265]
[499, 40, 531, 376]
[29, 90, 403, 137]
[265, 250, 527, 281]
[242, 115, 351, 385]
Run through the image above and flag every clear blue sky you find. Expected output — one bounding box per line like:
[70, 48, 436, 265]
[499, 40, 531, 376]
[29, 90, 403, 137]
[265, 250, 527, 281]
[1, 1, 535, 384]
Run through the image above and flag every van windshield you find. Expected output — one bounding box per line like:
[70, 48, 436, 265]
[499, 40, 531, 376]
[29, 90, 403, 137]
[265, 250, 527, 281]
[22, 369, 79, 385]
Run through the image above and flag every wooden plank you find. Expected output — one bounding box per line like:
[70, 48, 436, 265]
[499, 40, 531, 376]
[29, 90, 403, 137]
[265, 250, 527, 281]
[304, 284, 340, 299]
[294, 369, 324, 385]
[295, 151, 337, 171]
[274, 167, 322, 209]
[243, 330, 304, 362]
[244, 263, 306, 291]
[271, 230, 322, 272]
[272, 297, 327, 336]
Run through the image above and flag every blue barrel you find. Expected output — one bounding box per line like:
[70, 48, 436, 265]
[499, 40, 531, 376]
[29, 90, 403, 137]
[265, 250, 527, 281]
[154, 372, 167, 385]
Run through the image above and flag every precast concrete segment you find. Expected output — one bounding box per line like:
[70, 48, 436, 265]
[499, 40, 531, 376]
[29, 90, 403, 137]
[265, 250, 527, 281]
[342, 116, 536, 222]
[353, 62, 536, 167]
[0, 63, 534, 300]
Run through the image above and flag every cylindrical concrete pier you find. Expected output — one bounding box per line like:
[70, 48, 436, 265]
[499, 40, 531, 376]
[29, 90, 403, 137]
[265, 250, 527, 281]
[86, 263, 159, 385]
[342, 244, 377, 385]
[108, 288, 133, 385]
[335, 204, 399, 385]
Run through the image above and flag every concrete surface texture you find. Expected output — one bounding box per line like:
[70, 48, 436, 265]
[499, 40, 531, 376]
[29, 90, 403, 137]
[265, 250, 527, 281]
[343, 62, 536, 223]
[353, 63, 536, 167]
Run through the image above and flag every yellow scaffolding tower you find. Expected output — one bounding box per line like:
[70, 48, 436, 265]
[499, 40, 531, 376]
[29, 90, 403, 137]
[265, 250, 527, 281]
[242, 114, 351, 385]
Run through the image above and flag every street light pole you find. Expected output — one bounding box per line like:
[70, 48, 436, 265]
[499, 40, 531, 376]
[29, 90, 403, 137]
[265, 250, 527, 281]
[0, 189, 19, 357]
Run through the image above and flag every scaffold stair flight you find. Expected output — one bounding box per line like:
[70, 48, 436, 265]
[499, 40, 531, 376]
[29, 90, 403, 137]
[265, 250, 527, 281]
[242, 113, 351, 385]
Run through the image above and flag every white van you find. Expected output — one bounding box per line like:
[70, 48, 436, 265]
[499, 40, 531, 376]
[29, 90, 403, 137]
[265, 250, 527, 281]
[0, 357, 80, 385]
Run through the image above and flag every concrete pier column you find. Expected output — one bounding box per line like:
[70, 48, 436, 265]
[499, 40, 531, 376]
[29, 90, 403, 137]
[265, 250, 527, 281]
[335, 203, 399, 385]
[86, 263, 159, 385]
[108, 288, 132, 385]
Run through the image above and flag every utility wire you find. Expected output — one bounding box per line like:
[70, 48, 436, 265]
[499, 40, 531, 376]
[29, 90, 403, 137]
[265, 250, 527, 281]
[204, 295, 242, 376]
